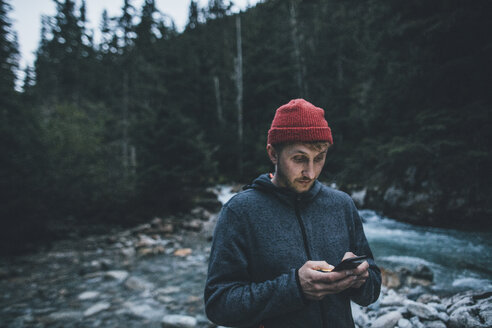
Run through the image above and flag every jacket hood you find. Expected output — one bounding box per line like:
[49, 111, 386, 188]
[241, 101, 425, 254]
[244, 173, 322, 204]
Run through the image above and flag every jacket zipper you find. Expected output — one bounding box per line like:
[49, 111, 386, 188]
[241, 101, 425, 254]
[294, 196, 327, 328]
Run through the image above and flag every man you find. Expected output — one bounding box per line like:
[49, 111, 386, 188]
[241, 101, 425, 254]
[204, 99, 381, 327]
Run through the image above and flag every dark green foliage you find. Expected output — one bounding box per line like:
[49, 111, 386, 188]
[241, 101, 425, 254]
[1, 0, 491, 253]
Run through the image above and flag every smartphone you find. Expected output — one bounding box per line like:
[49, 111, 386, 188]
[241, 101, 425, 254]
[332, 255, 368, 272]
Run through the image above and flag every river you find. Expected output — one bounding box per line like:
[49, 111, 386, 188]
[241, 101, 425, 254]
[215, 185, 492, 296]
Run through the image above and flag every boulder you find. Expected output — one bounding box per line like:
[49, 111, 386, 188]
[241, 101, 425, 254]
[423, 320, 446, 328]
[104, 270, 129, 282]
[77, 291, 100, 300]
[404, 300, 440, 320]
[381, 267, 402, 289]
[448, 306, 485, 328]
[371, 311, 402, 328]
[83, 302, 111, 317]
[397, 318, 411, 328]
[161, 314, 197, 328]
[351, 302, 369, 327]
[124, 276, 152, 291]
[445, 290, 492, 328]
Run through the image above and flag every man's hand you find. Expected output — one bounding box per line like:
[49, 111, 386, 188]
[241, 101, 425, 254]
[341, 252, 369, 289]
[298, 253, 369, 301]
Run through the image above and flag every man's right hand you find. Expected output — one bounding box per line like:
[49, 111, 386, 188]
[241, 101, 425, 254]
[297, 260, 360, 301]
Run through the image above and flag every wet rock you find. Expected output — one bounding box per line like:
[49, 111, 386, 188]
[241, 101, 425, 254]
[190, 207, 213, 221]
[151, 218, 175, 234]
[423, 320, 446, 328]
[124, 301, 164, 320]
[371, 310, 402, 328]
[46, 311, 83, 322]
[427, 302, 446, 313]
[397, 318, 411, 328]
[404, 300, 439, 320]
[105, 270, 129, 282]
[398, 266, 433, 287]
[417, 294, 441, 304]
[136, 234, 159, 248]
[381, 267, 401, 289]
[125, 276, 152, 291]
[182, 219, 203, 232]
[409, 316, 424, 328]
[161, 314, 197, 328]
[447, 292, 492, 328]
[448, 307, 482, 327]
[121, 247, 136, 258]
[351, 302, 369, 327]
[156, 286, 181, 295]
[174, 248, 192, 257]
[77, 291, 100, 300]
[437, 311, 449, 323]
[381, 290, 405, 307]
[83, 302, 111, 317]
[138, 245, 165, 257]
[157, 295, 176, 303]
[131, 223, 152, 234]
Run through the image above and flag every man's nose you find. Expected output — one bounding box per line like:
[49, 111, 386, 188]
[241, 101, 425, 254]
[303, 162, 315, 179]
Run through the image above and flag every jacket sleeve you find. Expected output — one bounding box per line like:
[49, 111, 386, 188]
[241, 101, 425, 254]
[204, 205, 306, 327]
[345, 200, 382, 306]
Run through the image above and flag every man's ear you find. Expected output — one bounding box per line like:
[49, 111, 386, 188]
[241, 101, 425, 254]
[266, 144, 278, 165]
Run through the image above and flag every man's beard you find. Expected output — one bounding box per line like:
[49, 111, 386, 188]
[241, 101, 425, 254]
[276, 161, 313, 194]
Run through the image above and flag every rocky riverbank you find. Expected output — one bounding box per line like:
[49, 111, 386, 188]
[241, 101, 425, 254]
[1, 201, 491, 327]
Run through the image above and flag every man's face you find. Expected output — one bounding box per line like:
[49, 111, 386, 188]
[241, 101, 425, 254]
[268, 142, 329, 194]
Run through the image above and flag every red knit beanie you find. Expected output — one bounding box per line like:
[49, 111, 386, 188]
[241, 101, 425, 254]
[267, 99, 333, 145]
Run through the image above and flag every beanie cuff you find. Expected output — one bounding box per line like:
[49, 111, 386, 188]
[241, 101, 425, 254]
[268, 126, 333, 145]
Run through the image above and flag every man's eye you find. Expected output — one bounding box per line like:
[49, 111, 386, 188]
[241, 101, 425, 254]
[314, 156, 324, 162]
[293, 157, 307, 163]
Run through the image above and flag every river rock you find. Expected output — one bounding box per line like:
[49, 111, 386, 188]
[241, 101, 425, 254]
[404, 300, 439, 320]
[83, 302, 111, 317]
[398, 265, 433, 287]
[381, 267, 401, 289]
[121, 247, 136, 258]
[448, 304, 492, 328]
[351, 302, 369, 327]
[437, 311, 449, 323]
[46, 311, 83, 322]
[397, 318, 411, 328]
[124, 301, 164, 320]
[182, 219, 203, 231]
[445, 290, 492, 328]
[161, 314, 197, 328]
[124, 276, 152, 291]
[190, 207, 213, 221]
[371, 310, 402, 328]
[174, 248, 192, 257]
[105, 270, 129, 282]
[423, 321, 446, 328]
[409, 317, 424, 328]
[381, 290, 405, 307]
[417, 294, 441, 304]
[156, 286, 181, 295]
[77, 291, 100, 300]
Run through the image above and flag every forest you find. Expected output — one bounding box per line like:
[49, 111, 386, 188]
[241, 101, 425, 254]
[1, 0, 491, 254]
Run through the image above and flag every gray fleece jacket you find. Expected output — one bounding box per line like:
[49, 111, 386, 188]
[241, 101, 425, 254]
[204, 174, 381, 328]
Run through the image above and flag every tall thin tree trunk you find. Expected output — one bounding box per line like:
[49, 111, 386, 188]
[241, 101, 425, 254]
[290, 0, 308, 98]
[213, 76, 224, 124]
[235, 14, 244, 178]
